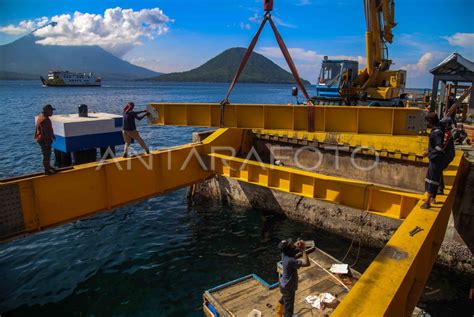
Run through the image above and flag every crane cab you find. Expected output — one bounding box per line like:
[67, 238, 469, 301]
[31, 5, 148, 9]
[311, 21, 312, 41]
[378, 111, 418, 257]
[315, 58, 358, 99]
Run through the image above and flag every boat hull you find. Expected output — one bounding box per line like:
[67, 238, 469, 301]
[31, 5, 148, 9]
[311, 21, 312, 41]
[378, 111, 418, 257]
[40, 73, 102, 87]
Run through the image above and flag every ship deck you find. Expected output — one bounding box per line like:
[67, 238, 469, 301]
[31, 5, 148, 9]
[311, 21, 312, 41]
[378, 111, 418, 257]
[203, 248, 359, 317]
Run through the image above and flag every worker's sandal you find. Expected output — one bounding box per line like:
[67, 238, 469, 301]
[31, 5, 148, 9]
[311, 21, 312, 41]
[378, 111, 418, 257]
[420, 202, 430, 209]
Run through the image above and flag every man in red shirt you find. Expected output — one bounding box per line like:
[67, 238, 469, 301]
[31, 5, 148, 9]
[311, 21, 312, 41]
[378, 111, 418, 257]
[34, 104, 57, 175]
[122, 102, 150, 158]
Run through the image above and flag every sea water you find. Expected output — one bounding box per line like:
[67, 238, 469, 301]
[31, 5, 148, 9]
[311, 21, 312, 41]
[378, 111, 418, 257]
[0, 81, 469, 316]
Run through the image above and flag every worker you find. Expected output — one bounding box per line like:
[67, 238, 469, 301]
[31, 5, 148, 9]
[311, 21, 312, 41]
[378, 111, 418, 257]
[421, 112, 449, 209]
[453, 123, 469, 145]
[122, 102, 150, 158]
[34, 104, 57, 175]
[276, 238, 310, 317]
[436, 117, 456, 194]
[445, 93, 457, 124]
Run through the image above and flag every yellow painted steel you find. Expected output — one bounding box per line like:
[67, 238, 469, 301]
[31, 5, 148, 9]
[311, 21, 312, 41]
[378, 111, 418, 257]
[0, 128, 244, 240]
[208, 152, 422, 219]
[333, 151, 465, 317]
[255, 129, 430, 162]
[2, 124, 431, 241]
[0, 122, 466, 317]
[340, 0, 406, 101]
[148, 103, 426, 135]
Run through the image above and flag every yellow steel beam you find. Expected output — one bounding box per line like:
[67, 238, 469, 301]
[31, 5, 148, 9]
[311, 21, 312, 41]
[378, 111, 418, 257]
[207, 153, 422, 219]
[254, 129, 430, 162]
[332, 151, 465, 317]
[0, 128, 244, 240]
[148, 103, 427, 136]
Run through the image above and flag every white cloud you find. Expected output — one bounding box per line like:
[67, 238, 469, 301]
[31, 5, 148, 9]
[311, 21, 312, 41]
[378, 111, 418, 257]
[443, 33, 474, 49]
[258, 47, 317, 61]
[257, 47, 364, 64]
[127, 57, 162, 72]
[400, 52, 445, 75]
[401, 52, 435, 74]
[240, 22, 251, 30]
[247, 13, 297, 28]
[257, 47, 365, 84]
[0, 7, 172, 57]
[248, 13, 260, 23]
[398, 52, 447, 87]
[125, 54, 202, 74]
[0, 17, 49, 35]
[272, 16, 297, 29]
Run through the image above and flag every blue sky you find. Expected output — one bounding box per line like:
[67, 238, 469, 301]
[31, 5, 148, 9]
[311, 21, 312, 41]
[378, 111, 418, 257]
[1, 0, 473, 87]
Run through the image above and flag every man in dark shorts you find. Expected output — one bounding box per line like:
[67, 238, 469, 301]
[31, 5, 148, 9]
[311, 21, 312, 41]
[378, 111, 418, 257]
[122, 102, 150, 158]
[421, 112, 450, 208]
[34, 104, 56, 175]
[276, 238, 310, 317]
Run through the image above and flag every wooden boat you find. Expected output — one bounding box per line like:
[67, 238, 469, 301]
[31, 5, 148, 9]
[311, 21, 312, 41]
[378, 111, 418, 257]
[203, 247, 360, 317]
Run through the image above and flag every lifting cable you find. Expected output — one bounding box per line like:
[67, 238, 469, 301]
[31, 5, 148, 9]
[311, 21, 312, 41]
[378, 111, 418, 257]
[340, 184, 372, 267]
[220, 6, 315, 132]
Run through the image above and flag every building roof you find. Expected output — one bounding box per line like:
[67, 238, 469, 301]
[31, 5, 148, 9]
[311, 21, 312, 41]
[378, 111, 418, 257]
[430, 53, 474, 75]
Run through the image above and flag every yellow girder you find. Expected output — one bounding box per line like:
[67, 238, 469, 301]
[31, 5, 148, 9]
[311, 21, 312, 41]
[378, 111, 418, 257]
[1, 125, 431, 241]
[333, 152, 465, 316]
[0, 128, 244, 240]
[254, 129, 430, 162]
[0, 123, 466, 317]
[148, 103, 427, 136]
[208, 152, 423, 219]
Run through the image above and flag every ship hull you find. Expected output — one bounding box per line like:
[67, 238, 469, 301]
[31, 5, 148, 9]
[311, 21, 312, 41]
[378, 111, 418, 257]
[40, 72, 102, 87]
[41, 82, 101, 87]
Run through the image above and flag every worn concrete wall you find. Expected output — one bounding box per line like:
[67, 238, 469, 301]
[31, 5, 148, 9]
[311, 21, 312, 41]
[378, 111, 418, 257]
[252, 138, 427, 192]
[193, 175, 472, 274]
[193, 131, 473, 274]
[194, 175, 401, 248]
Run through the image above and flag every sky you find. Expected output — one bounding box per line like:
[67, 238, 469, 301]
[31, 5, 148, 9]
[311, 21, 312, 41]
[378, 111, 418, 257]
[0, 0, 473, 87]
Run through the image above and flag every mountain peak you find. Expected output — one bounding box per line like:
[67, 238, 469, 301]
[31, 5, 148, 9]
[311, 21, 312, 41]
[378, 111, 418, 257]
[150, 47, 310, 84]
[0, 32, 161, 79]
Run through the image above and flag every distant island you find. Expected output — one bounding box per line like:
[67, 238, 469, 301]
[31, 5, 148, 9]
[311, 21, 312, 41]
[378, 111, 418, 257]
[148, 47, 311, 85]
[0, 31, 310, 84]
[0, 33, 161, 80]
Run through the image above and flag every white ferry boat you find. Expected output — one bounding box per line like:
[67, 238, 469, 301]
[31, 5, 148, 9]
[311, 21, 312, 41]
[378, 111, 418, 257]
[40, 71, 101, 87]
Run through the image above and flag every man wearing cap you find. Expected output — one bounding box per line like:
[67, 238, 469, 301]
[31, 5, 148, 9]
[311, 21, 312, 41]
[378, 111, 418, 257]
[34, 104, 56, 175]
[276, 238, 310, 317]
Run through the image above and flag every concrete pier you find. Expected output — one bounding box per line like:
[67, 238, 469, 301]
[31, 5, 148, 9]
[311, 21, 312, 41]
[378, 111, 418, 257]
[192, 131, 473, 274]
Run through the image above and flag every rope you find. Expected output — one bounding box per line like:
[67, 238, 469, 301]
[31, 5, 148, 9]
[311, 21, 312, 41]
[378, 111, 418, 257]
[267, 16, 315, 131]
[309, 258, 349, 290]
[340, 236, 355, 264]
[267, 17, 310, 102]
[220, 14, 268, 126]
[341, 185, 372, 266]
[219, 12, 315, 131]
[347, 210, 370, 268]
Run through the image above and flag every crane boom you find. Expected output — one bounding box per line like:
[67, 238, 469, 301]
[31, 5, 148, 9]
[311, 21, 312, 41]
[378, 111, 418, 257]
[333, 0, 406, 103]
[364, 0, 396, 75]
[314, 0, 406, 105]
